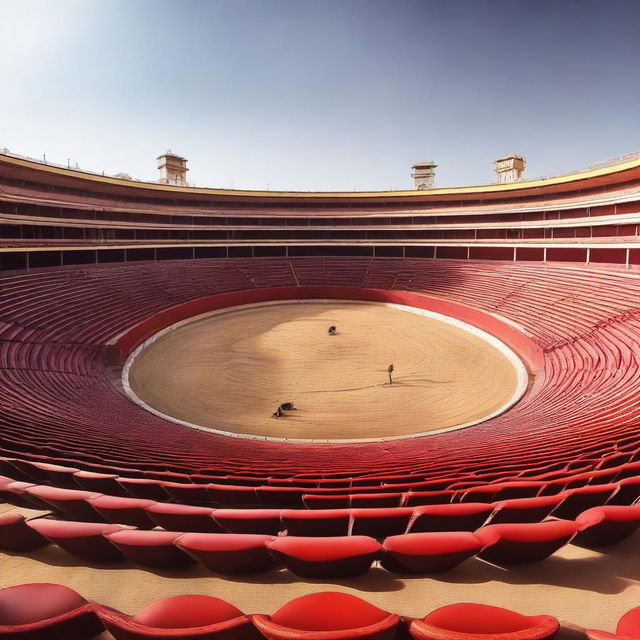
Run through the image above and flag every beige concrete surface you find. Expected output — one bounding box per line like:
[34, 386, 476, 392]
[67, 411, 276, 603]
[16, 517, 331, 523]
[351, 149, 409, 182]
[128, 302, 520, 441]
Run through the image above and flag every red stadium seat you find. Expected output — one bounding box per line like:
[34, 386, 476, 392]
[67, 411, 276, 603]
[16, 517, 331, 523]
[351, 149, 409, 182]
[96, 594, 260, 640]
[117, 477, 170, 501]
[207, 484, 259, 507]
[267, 536, 381, 578]
[89, 496, 157, 528]
[459, 481, 543, 503]
[24, 486, 104, 522]
[607, 476, 640, 506]
[256, 486, 305, 508]
[403, 490, 456, 507]
[0, 459, 35, 483]
[381, 531, 483, 574]
[0, 582, 103, 639]
[349, 492, 403, 508]
[476, 520, 578, 565]
[175, 533, 278, 574]
[252, 592, 400, 640]
[409, 603, 559, 639]
[0, 512, 49, 551]
[573, 505, 640, 548]
[28, 519, 124, 563]
[213, 509, 283, 535]
[280, 509, 350, 537]
[551, 484, 620, 520]
[303, 494, 351, 509]
[350, 507, 413, 538]
[73, 470, 128, 496]
[486, 495, 564, 525]
[145, 503, 224, 533]
[162, 481, 213, 505]
[106, 530, 193, 568]
[27, 462, 81, 489]
[408, 503, 494, 533]
[0, 480, 45, 509]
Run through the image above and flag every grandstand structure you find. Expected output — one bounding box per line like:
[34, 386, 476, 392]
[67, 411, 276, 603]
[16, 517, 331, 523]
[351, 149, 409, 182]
[4, 150, 640, 638]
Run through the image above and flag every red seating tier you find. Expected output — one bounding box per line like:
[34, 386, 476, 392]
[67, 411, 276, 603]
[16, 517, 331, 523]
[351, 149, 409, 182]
[0, 257, 640, 484]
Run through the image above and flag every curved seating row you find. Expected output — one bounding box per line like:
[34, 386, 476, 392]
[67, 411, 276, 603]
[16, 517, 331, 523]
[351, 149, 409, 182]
[4, 470, 640, 538]
[3, 258, 640, 481]
[0, 582, 564, 639]
[6, 455, 640, 513]
[3, 505, 640, 576]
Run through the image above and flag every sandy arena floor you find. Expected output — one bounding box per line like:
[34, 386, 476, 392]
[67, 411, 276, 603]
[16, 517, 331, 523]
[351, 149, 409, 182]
[128, 301, 522, 441]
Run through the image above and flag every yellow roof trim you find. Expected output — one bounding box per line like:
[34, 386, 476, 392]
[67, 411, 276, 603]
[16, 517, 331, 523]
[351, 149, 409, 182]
[3, 153, 640, 199]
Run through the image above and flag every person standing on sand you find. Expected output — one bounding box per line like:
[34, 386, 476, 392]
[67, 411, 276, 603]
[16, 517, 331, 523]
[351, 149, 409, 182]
[387, 364, 394, 385]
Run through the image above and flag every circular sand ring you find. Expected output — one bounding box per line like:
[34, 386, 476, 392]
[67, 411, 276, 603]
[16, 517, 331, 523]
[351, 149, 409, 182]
[123, 299, 528, 444]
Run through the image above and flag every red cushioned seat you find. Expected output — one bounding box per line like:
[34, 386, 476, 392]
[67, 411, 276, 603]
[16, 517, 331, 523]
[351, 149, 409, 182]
[270, 478, 320, 488]
[226, 475, 265, 486]
[106, 530, 193, 568]
[587, 605, 640, 639]
[281, 509, 350, 537]
[96, 594, 260, 640]
[491, 481, 546, 501]
[213, 509, 283, 535]
[409, 603, 559, 639]
[350, 507, 413, 538]
[162, 481, 213, 505]
[175, 533, 278, 574]
[207, 484, 259, 507]
[458, 482, 543, 503]
[476, 520, 578, 565]
[6, 460, 52, 483]
[90, 496, 157, 528]
[607, 476, 640, 506]
[349, 492, 403, 508]
[0, 459, 33, 482]
[252, 592, 400, 640]
[0, 474, 18, 488]
[551, 484, 619, 520]
[403, 490, 456, 507]
[267, 536, 381, 578]
[255, 486, 305, 508]
[29, 519, 124, 563]
[0, 481, 53, 510]
[573, 505, 640, 548]
[408, 503, 494, 533]
[0, 583, 102, 639]
[381, 531, 483, 574]
[146, 503, 224, 533]
[303, 494, 351, 509]
[30, 462, 81, 489]
[117, 477, 170, 501]
[615, 462, 640, 481]
[147, 471, 192, 484]
[487, 495, 564, 525]
[0, 512, 49, 551]
[73, 470, 129, 496]
[24, 486, 105, 522]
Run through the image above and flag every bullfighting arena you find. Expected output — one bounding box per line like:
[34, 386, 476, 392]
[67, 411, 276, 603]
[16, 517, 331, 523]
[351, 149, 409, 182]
[125, 300, 527, 441]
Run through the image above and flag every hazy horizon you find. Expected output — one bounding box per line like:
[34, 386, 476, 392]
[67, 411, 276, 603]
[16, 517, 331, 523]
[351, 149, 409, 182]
[2, 0, 639, 191]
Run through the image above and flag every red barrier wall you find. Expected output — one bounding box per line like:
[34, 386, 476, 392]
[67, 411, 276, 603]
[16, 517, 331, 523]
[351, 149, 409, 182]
[590, 248, 627, 264]
[114, 286, 544, 372]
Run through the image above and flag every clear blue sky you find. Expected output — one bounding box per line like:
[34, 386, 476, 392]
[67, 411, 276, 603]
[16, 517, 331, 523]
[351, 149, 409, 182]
[1, 0, 639, 191]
